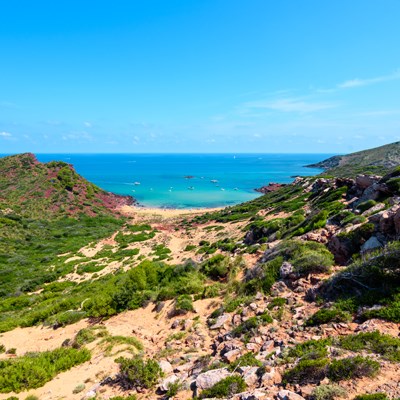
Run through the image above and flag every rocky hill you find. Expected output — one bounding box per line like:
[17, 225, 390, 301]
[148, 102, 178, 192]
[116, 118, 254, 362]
[0, 153, 134, 218]
[0, 148, 400, 400]
[306, 141, 400, 177]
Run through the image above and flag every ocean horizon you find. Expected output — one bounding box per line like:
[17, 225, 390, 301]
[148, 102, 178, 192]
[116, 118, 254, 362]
[7, 153, 331, 209]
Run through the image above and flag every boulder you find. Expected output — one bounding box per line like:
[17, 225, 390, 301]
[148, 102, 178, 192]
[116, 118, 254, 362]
[223, 349, 242, 363]
[239, 366, 260, 386]
[280, 262, 294, 279]
[159, 374, 180, 392]
[238, 389, 269, 400]
[159, 360, 173, 375]
[277, 390, 305, 400]
[210, 313, 231, 330]
[261, 367, 281, 385]
[356, 175, 380, 190]
[361, 236, 383, 253]
[195, 368, 231, 390]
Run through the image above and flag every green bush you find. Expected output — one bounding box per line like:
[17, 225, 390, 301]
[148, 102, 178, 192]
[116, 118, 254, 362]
[201, 254, 230, 280]
[174, 294, 194, 315]
[200, 375, 247, 398]
[292, 250, 334, 274]
[0, 347, 91, 393]
[287, 338, 331, 360]
[310, 384, 347, 400]
[306, 308, 351, 326]
[283, 358, 329, 384]
[357, 200, 377, 213]
[327, 356, 380, 381]
[338, 331, 400, 362]
[228, 352, 262, 371]
[353, 394, 388, 400]
[116, 356, 163, 389]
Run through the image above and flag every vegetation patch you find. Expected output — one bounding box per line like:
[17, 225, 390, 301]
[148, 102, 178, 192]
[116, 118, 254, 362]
[0, 347, 91, 393]
[200, 375, 247, 399]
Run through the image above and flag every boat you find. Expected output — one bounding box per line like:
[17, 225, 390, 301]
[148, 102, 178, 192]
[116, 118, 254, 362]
[210, 179, 218, 183]
[233, 188, 238, 191]
[188, 186, 195, 190]
[221, 188, 225, 191]
[134, 182, 141, 185]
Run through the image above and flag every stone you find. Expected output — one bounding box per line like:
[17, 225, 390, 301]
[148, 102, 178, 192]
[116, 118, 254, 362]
[261, 340, 274, 353]
[210, 314, 231, 330]
[361, 236, 383, 253]
[239, 366, 260, 386]
[261, 367, 281, 385]
[277, 390, 306, 400]
[280, 262, 294, 279]
[239, 389, 269, 400]
[195, 368, 231, 390]
[356, 175, 380, 190]
[223, 349, 242, 363]
[249, 302, 258, 311]
[171, 319, 181, 329]
[159, 374, 180, 392]
[159, 360, 173, 375]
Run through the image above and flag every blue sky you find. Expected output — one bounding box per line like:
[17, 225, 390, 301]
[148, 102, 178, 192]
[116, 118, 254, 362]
[1, 0, 400, 154]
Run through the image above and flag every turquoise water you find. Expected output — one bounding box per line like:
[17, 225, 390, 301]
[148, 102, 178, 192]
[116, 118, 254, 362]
[34, 153, 328, 209]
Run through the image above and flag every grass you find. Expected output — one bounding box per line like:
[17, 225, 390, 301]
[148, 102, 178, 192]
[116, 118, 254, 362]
[199, 375, 246, 399]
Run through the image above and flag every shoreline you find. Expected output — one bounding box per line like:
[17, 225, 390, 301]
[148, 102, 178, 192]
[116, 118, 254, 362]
[119, 204, 225, 218]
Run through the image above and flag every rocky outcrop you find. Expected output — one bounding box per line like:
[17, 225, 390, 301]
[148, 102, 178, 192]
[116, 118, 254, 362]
[255, 183, 286, 194]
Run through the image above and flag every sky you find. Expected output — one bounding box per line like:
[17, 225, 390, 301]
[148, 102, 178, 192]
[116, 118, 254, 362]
[1, 0, 400, 154]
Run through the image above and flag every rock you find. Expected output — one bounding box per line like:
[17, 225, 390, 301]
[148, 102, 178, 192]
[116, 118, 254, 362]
[223, 349, 242, 363]
[280, 262, 294, 279]
[261, 340, 275, 353]
[171, 319, 181, 329]
[239, 389, 269, 400]
[195, 368, 231, 390]
[361, 202, 386, 216]
[394, 207, 400, 234]
[356, 175, 380, 190]
[361, 236, 383, 253]
[159, 360, 174, 375]
[159, 374, 180, 392]
[183, 319, 193, 331]
[233, 314, 242, 326]
[249, 303, 258, 311]
[210, 314, 231, 330]
[246, 342, 261, 352]
[379, 211, 395, 234]
[239, 366, 259, 386]
[261, 367, 281, 385]
[277, 390, 305, 400]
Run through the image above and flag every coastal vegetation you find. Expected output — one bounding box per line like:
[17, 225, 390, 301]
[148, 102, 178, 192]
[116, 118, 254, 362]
[1, 145, 400, 399]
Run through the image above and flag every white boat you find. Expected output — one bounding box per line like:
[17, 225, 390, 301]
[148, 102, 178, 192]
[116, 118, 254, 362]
[221, 188, 225, 191]
[188, 186, 195, 190]
[134, 182, 141, 185]
[210, 179, 218, 183]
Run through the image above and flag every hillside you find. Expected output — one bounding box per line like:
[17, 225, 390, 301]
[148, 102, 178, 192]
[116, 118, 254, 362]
[306, 141, 400, 177]
[0, 149, 400, 400]
[0, 153, 134, 218]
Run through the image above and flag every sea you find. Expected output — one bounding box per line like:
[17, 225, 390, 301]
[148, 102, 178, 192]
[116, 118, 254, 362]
[32, 153, 329, 209]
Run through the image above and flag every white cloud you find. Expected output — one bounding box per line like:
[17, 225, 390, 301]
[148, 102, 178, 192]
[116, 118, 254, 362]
[83, 121, 92, 128]
[0, 131, 12, 137]
[242, 97, 335, 114]
[338, 70, 400, 89]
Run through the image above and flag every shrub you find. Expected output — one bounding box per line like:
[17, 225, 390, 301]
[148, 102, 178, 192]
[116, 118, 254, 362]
[116, 356, 163, 389]
[283, 358, 329, 384]
[310, 384, 347, 400]
[357, 200, 377, 213]
[306, 308, 351, 326]
[338, 331, 400, 362]
[72, 383, 85, 393]
[0, 347, 91, 393]
[292, 250, 334, 274]
[202, 254, 230, 280]
[353, 395, 388, 400]
[327, 356, 380, 381]
[174, 295, 194, 315]
[228, 352, 262, 371]
[200, 375, 247, 398]
[287, 338, 331, 360]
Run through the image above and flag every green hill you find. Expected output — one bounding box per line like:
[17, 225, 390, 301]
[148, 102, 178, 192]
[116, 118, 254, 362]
[0, 153, 134, 218]
[307, 141, 400, 177]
